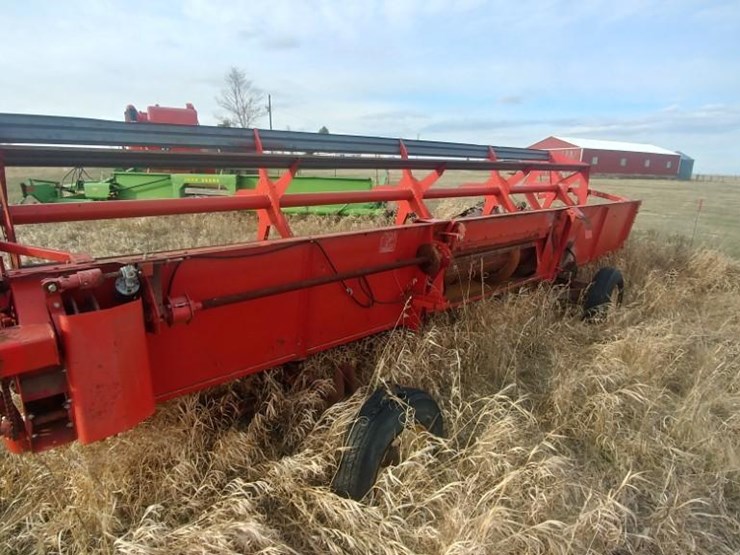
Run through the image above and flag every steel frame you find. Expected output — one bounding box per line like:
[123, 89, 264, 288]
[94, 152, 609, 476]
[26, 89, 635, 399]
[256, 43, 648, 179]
[0, 115, 640, 454]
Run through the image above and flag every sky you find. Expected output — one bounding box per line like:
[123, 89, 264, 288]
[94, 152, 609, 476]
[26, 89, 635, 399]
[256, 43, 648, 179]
[0, 0, 739, 173]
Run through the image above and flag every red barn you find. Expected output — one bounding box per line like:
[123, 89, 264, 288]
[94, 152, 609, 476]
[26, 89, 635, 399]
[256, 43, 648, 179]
[529, 136, 681, 177]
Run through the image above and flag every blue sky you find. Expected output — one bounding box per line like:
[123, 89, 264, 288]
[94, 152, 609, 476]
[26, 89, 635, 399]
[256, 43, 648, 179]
[1, 0, 738, 173]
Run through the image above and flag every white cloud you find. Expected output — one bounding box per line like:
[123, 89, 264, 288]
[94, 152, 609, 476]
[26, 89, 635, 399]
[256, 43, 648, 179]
[0, 0, 738, 172]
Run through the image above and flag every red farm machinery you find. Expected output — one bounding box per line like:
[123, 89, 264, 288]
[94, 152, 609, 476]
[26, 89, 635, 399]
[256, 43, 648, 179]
[124, 103, 200, 126]
[0, 113, 640, 499]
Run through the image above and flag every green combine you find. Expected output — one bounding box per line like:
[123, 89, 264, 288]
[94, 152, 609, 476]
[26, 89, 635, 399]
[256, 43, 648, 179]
[20, 171, 387, 216]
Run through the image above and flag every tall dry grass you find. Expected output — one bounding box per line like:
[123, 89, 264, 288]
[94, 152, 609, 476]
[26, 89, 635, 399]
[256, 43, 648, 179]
[1, 213, 739, 554]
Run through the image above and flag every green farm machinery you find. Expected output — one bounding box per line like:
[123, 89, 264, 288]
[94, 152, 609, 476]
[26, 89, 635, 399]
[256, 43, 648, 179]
[20, 171, 387, 216]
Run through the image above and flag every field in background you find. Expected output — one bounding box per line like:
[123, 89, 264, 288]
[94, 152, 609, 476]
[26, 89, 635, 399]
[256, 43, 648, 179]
[6, 168, 739, 257]
[590, 176, 740, 257]
[306, 171, 740, 257]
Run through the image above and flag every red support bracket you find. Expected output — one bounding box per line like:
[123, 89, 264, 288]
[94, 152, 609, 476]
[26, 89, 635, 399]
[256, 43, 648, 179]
[0, 159, 20, 268]
[407, 221, 464, 326]
[394, 141, 443, 225]
[508, 170, 542, 210]
[537, 170, 559, 209]
[559, 164, 590, 206]
[542, 151, 590, 208]
[482, 147, 518, 215]
[540, 171, 584, 209]
[244, 129, 297, 240]
[539, 206, 593, 279]
[567, 206, 592, 241]
[0, 241, 92, 264]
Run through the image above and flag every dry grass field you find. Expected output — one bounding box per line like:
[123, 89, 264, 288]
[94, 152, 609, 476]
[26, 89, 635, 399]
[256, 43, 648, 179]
[1, 170, 739, 554]
[590, 176, 740, 258]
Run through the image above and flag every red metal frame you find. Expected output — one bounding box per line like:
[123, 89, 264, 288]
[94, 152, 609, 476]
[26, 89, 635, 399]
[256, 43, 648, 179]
[0, 141, 639, 454]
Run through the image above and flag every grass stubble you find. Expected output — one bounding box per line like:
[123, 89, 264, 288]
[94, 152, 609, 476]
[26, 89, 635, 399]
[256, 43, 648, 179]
[1, 211, 739, 554]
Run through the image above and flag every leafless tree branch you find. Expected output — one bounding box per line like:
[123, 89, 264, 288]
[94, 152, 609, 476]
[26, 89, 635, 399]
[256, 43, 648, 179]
[215, 67, 266, 128]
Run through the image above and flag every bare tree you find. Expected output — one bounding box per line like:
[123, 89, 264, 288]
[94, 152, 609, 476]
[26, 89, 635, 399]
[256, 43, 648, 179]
[216, 67, 266, 128]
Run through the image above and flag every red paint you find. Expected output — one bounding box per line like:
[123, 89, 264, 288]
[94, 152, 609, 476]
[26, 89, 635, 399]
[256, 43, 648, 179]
[124, 103, 202, 157]
[124, 103, 199, 125]
[0, 133, 640, 454]
[58, 300, 155, 444]
[0, 323, 59, 378]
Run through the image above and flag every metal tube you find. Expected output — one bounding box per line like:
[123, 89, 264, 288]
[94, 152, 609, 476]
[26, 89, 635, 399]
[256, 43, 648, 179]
[9, 182, 575, 225]
[0, 241, 75, 263]
[0, 146, 586, 172]
[425, 184, 561, 199]
[198, 255, 427, 310]
[0, 113, 553, 161]
[0, 164, 19, 268]
[10, 195, 272, 224]
[280, 189, 412, 206]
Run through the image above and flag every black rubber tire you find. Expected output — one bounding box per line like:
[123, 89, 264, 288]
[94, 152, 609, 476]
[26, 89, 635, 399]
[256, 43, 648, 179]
[583, 267, 624, 319]
[331, 386, 444, 500]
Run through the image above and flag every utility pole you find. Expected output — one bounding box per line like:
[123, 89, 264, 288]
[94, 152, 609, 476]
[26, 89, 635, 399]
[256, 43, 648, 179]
[267, 94, 273, 130]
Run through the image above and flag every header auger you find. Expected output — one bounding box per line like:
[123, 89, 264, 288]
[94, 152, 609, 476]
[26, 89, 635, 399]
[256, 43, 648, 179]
[0, 113, 639, 499]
